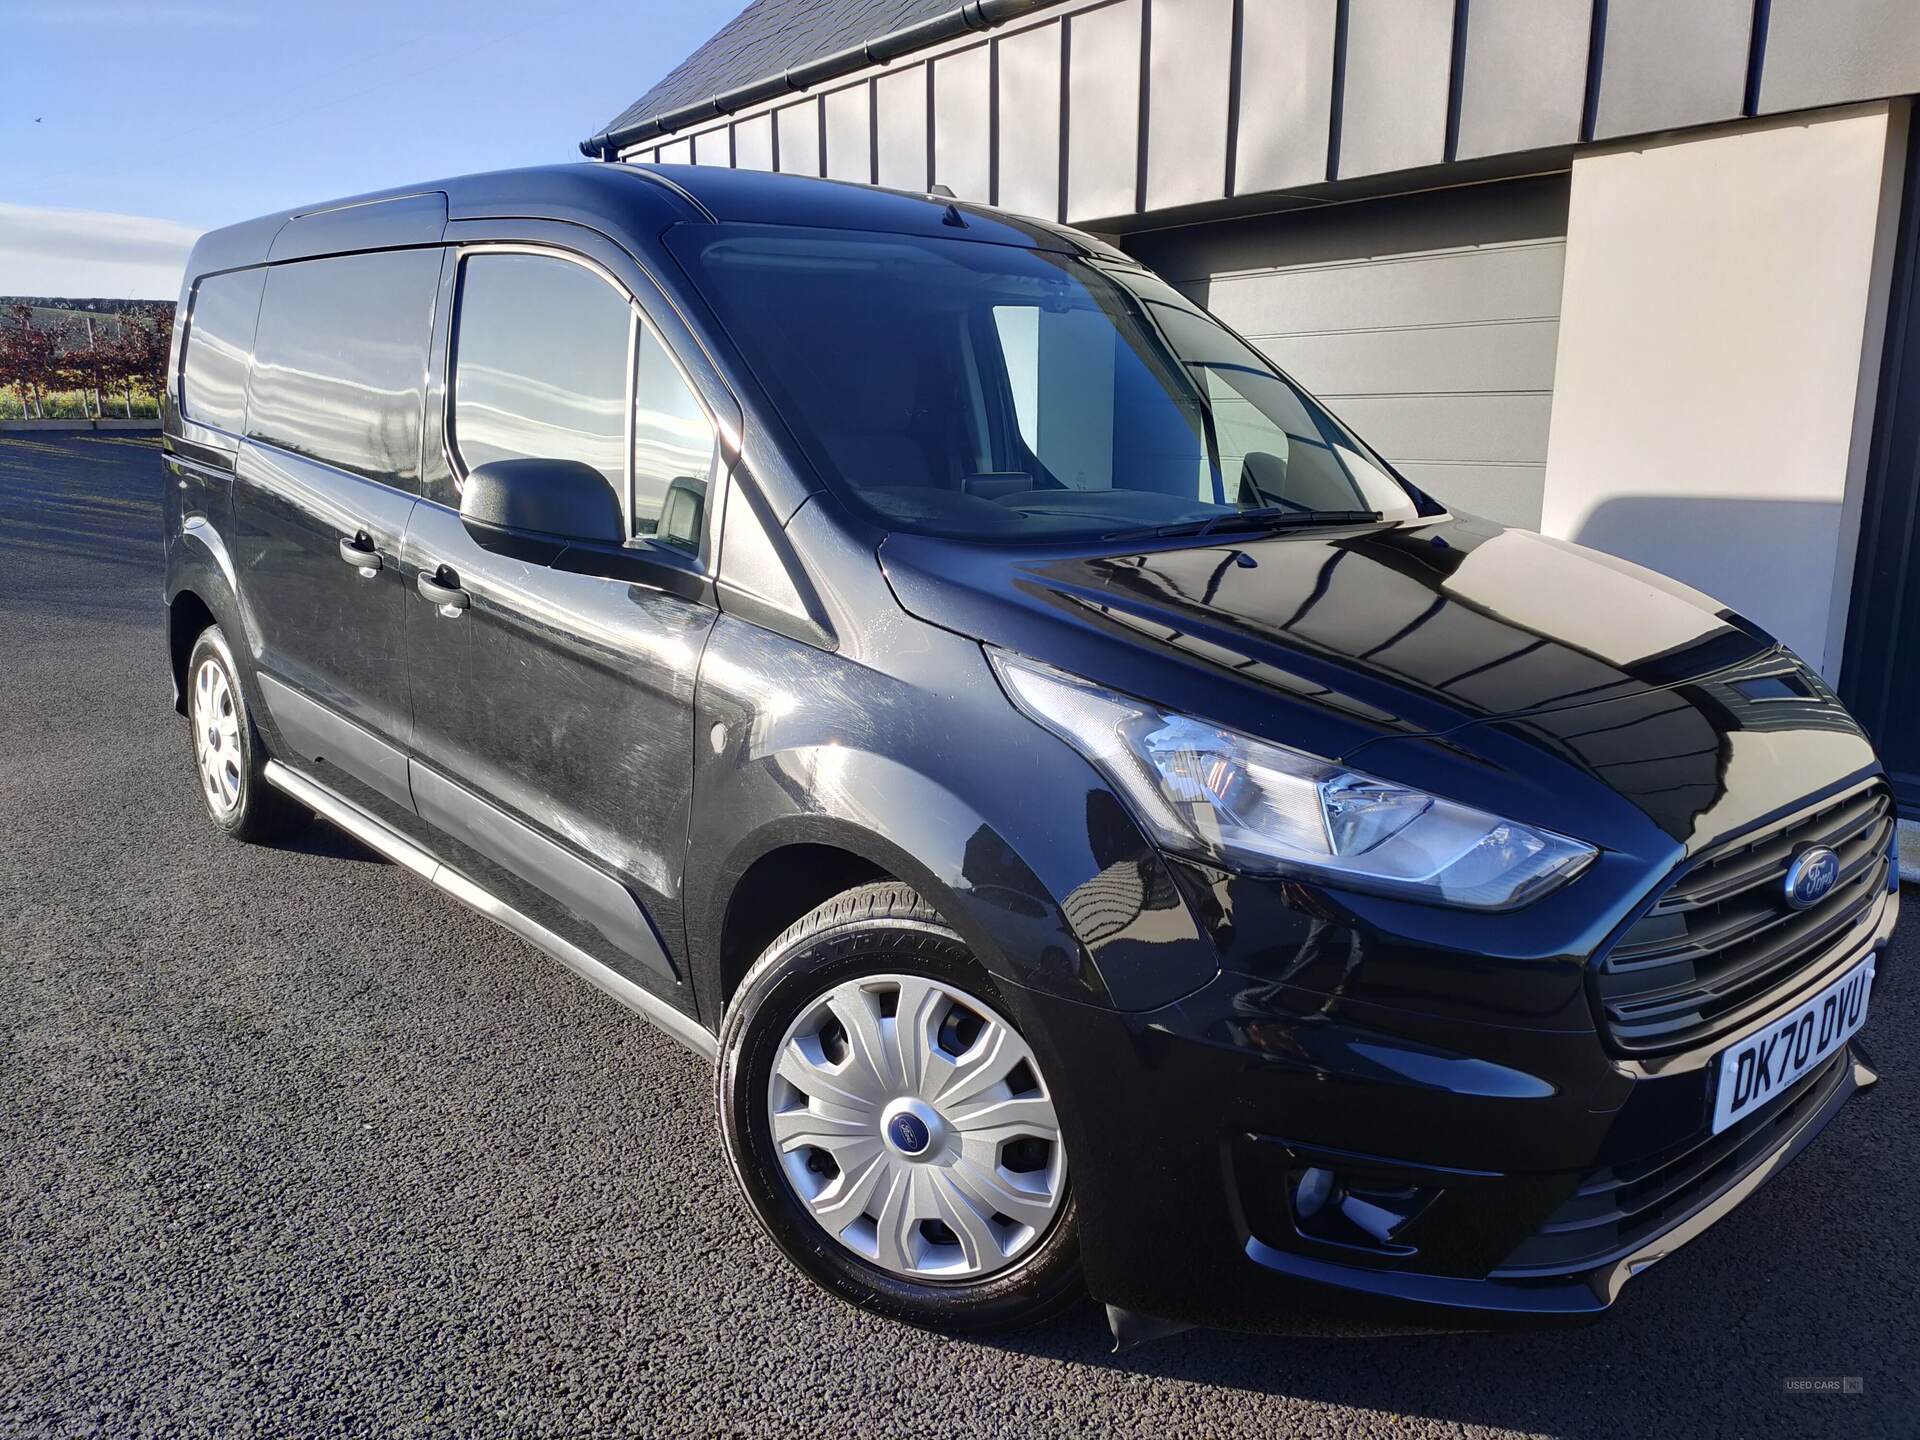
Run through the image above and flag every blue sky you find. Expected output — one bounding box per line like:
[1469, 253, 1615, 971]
[4, 0, 738, 299]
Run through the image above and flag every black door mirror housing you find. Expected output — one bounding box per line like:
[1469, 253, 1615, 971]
[459, 458, 624, 547]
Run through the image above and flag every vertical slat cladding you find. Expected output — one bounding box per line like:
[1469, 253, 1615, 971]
[1587, 0, 1752, 140]
[775, 98, 822, 176]
[1754, 0, 1920, 115]
[875, 63, 931, 192]
[1065, 0, 1143, 223]
[1742, 0, 1773, 115]
[933, 43, 993, 201]
[1443, 0, 1469, 162]
[1326, 0, 1350, 180]
[1143, 0, 1235, 212]
[1580, 0, 1608, 142]
[693, 127, 730, 167]
[988, 36, 1001, 205]
[995, 23, 1065, 220]
[658, 136, 693, 165]
[1234, 0, 1338, 194]
[733, 112, 775, 172]
[1453, 0, 1592, 161]
[1223, 0, 1244, 196]
[1334, 0, 1455, 180]
[1134, 0, 1152, 215]
[823, 83, 873, 182]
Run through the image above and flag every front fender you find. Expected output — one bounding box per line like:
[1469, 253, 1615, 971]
[686, 614, 1220, 1024]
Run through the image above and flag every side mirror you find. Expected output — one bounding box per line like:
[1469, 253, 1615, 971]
[460, 458, 623, 546]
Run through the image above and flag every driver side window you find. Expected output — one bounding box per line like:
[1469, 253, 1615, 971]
[450, 250, 718, 551]
[451, 251, 629, 500]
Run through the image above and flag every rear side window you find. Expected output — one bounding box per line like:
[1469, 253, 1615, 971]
[450, 252, 629, 497]
[246, 249, 440, 484]
[180, 269, 265, 432]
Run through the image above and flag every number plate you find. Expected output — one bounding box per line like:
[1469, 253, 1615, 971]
[1711, 956, 1874, 1134]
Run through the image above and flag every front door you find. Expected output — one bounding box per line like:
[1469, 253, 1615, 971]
[1842, 125, 1920, 813]
[400, 245, 722, 1001]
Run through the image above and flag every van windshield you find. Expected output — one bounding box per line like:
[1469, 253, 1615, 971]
[667, 224, 1423, 542]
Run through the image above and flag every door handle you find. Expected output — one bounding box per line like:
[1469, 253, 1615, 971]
[417, 567, 469, 613]
[338, 535, 382, 573]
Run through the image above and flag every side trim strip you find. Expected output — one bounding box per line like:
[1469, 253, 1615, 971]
[258, 673, 415, 814]
[264, 760, 717, 1061]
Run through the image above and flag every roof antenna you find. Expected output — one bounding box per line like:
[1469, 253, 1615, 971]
[940, 202, 968, 229]
[928, 183, 956, 198]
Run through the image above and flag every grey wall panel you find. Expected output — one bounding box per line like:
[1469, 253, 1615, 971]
[1251, 318, 1562, 397]
[776, 98, 822, 176]
[1131, 176, 1569, 529]
[1590, 0, 1752, 140]
[657, 136, 693, 165]
[1144, 0, 1233, 211]
[733, 112, 775, 171]
[1234, 0, 1337, 194]
[996, 21, 1063, 219]
[1397, 463, 1546, 528]
[934, 43, 993, 201]
[1200, 242, 1567, 333]
[1337, 0, 1454, 178]
[693, 126, 731, 167]
[876, 64, 931, 192]
[1758, 0, 1920, 115]
[823, 83, 873, 182]
[1455, 0, 1591, 160]
[1328, 393, 1554, 465]
[1066, 0, 1143, 222]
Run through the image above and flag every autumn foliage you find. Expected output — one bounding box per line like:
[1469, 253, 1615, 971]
[0, 303, 174, 419]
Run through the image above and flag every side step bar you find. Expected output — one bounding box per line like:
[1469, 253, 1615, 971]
[264, 760, 717, 1061]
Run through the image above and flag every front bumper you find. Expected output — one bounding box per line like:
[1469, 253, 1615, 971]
[1007, 884, 1897, 1334]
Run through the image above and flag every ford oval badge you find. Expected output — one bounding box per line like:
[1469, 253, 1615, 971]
[1783, 846, 1840, 911]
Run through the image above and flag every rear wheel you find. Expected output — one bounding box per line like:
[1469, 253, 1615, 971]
[185, 625, 308, 843]
[718, 882, 1082, 1332]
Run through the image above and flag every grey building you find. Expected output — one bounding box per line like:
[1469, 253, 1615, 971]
[586, 0, 1920, 834]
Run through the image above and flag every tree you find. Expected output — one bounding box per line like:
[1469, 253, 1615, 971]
[49, 314, 102, 419]
[113, 306, 173, 413]
[0, 305, 60, 419]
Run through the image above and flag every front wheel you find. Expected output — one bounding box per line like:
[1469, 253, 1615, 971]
[717, 882, 1082, 1332]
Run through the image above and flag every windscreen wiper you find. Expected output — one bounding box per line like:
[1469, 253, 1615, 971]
[1108, 507, 1382, 542]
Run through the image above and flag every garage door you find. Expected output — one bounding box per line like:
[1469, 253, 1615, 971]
[1127, 174, 1571, 530]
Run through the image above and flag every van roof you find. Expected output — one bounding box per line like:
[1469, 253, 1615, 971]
[181, 161, 1129, 285]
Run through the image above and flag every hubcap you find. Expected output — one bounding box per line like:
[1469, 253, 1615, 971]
[191, 656, 242, 817]
[767, 974, 1067, 1281]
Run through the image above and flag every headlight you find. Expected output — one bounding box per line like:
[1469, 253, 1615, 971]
[989, 651, 1595, 910]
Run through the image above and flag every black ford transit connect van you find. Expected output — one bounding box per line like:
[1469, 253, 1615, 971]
[163, 164, 1898, 1337]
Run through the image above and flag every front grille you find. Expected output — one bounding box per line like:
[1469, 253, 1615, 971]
[1596, 782, 1895, 1055]
[1497, 1051, 1848, 1275]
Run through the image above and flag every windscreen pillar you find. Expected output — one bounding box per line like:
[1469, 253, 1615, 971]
[1539, 101, 1909, 682]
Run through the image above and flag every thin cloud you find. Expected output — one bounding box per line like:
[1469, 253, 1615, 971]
[0, 204, 201, 301]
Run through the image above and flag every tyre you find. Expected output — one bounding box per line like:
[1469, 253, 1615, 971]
[184, 625, 308, 843]
[718, 881, 1082, 1332]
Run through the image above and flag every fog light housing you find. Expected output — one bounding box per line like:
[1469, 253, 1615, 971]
[1287, 1163, 1438, 1255]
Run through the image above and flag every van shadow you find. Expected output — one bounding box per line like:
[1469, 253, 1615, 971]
[279, 821, 388, 866]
